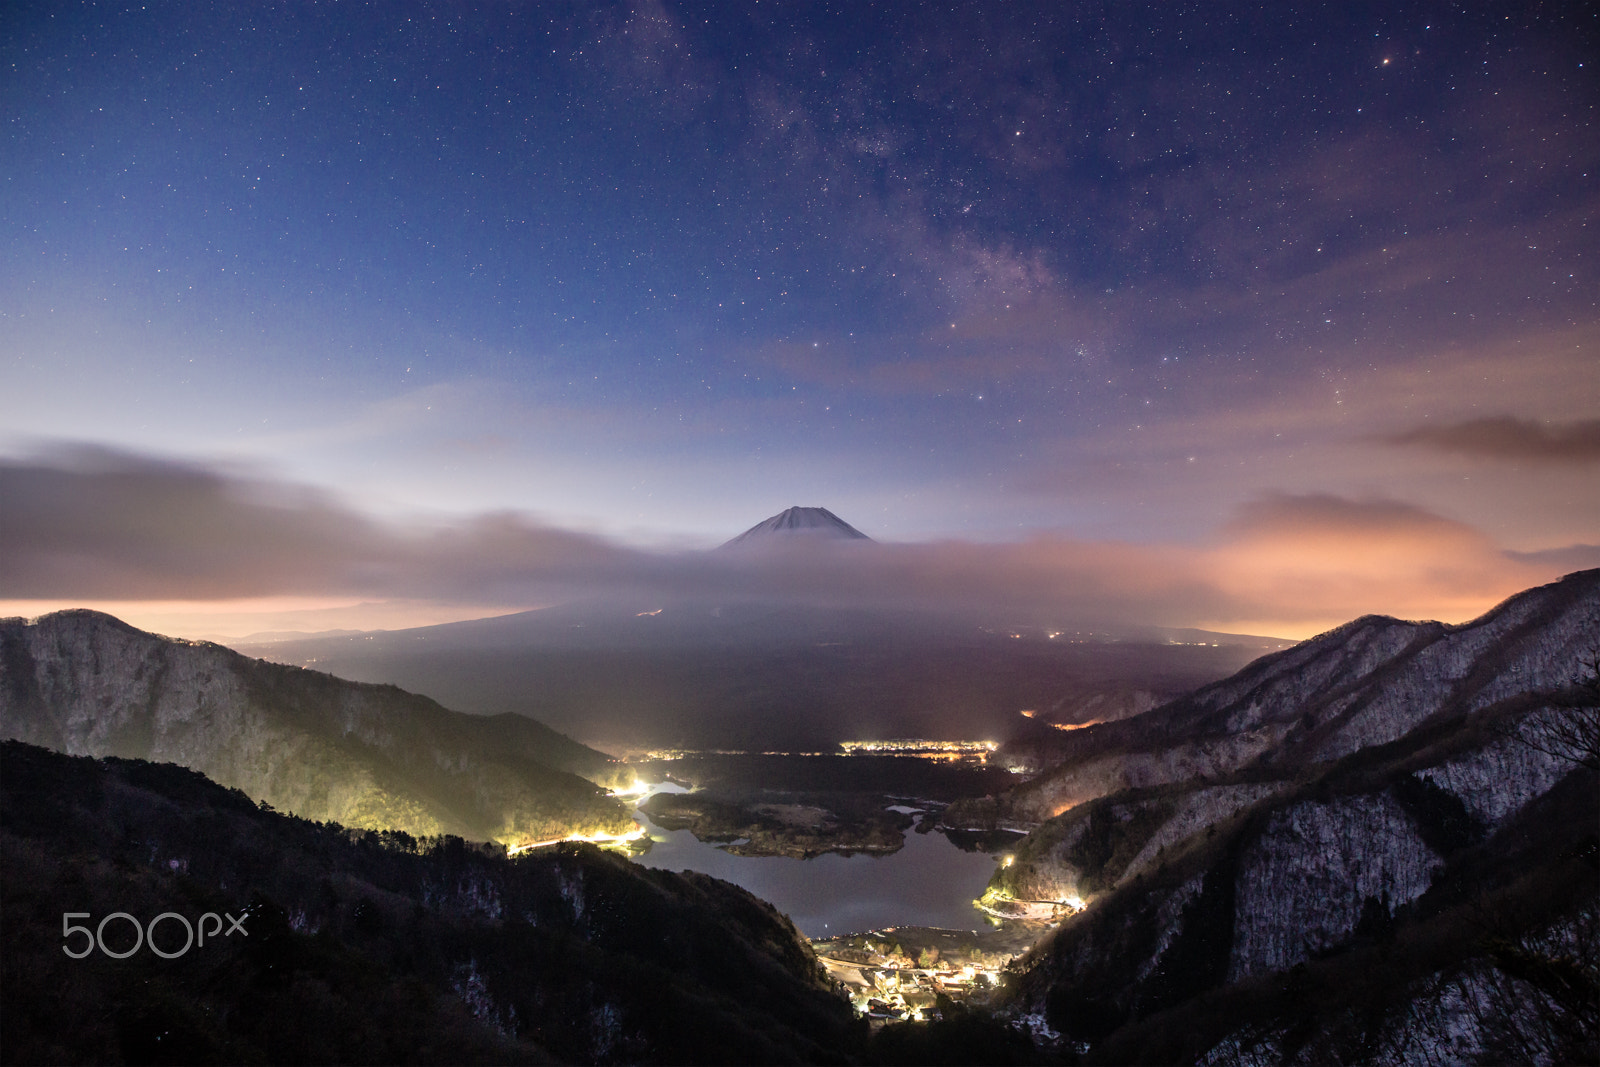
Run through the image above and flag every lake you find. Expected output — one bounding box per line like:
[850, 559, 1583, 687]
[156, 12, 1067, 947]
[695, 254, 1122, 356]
[628, 786, 1004, 938]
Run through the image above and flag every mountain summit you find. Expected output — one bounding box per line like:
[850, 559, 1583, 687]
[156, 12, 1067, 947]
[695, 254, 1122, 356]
[721, 506, 872, 547]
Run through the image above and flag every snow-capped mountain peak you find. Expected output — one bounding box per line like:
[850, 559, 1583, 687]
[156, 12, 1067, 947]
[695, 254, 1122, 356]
[721, 506, 872, 547]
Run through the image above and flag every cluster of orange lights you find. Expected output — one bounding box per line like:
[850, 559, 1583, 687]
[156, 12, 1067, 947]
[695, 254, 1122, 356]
[1018, 709, 1104, 732]
[838, 739, 998, 763]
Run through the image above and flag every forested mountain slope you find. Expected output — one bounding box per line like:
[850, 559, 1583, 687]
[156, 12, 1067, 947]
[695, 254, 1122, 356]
[0, 741, 861, 1064]
[0, 611, 633, 845]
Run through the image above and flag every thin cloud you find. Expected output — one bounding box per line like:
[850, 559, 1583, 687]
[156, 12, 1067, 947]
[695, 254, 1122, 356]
[1504, 544, 1600, 573]
[1385, 417, 1600, 463]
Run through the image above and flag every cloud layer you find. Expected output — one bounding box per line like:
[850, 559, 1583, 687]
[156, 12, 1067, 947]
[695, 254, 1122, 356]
[1386, 417, 1600, 463]
[3, 447, 1585, 640]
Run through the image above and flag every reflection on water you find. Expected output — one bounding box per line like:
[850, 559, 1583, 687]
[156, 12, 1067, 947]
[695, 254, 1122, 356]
[629, 785, 1001, 937]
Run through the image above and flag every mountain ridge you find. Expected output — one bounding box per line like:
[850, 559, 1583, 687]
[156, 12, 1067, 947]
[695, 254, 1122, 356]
[0, 609, 634, 845]
[977, 568, 1600, 822]
[957, 568, 1599, 1063]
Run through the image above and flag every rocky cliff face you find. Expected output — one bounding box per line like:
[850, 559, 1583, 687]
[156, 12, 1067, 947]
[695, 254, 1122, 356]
[0, 610, 634, 844]
[982, 570, 1599, 1063]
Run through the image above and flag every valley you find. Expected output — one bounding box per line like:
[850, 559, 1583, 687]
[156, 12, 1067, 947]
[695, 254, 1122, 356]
[3, 568, 1597, 1063]
[233, 600, 1279, 754]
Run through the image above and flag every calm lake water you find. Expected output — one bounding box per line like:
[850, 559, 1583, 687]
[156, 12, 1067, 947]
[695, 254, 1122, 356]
[628, 786, 1002, 938]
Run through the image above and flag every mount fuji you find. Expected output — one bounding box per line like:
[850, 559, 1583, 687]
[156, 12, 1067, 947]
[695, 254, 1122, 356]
[721, 506, 873, 546]
[229, 507, 1279, 751]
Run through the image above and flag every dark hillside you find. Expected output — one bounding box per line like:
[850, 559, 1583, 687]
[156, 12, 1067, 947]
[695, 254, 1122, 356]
[0, 741, 862, 1065]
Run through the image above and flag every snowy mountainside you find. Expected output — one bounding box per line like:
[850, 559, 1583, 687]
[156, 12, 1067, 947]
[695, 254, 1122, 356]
[980, 568, 1599, 824]
[975, 570, 1599, 1063]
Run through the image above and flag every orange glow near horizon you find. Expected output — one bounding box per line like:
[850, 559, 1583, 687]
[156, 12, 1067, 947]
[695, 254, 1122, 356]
[0, 597, 540, 642]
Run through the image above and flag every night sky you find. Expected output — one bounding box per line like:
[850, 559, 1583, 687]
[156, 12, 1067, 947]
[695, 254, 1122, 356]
[3, 1, 1597, 639]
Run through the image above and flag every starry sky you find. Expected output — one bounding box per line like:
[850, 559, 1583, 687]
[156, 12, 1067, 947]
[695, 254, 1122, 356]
[3, 1, 1597, 639]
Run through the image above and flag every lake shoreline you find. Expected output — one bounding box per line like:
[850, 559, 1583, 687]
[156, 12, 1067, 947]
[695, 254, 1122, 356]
[629, 789, 1009, 937]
